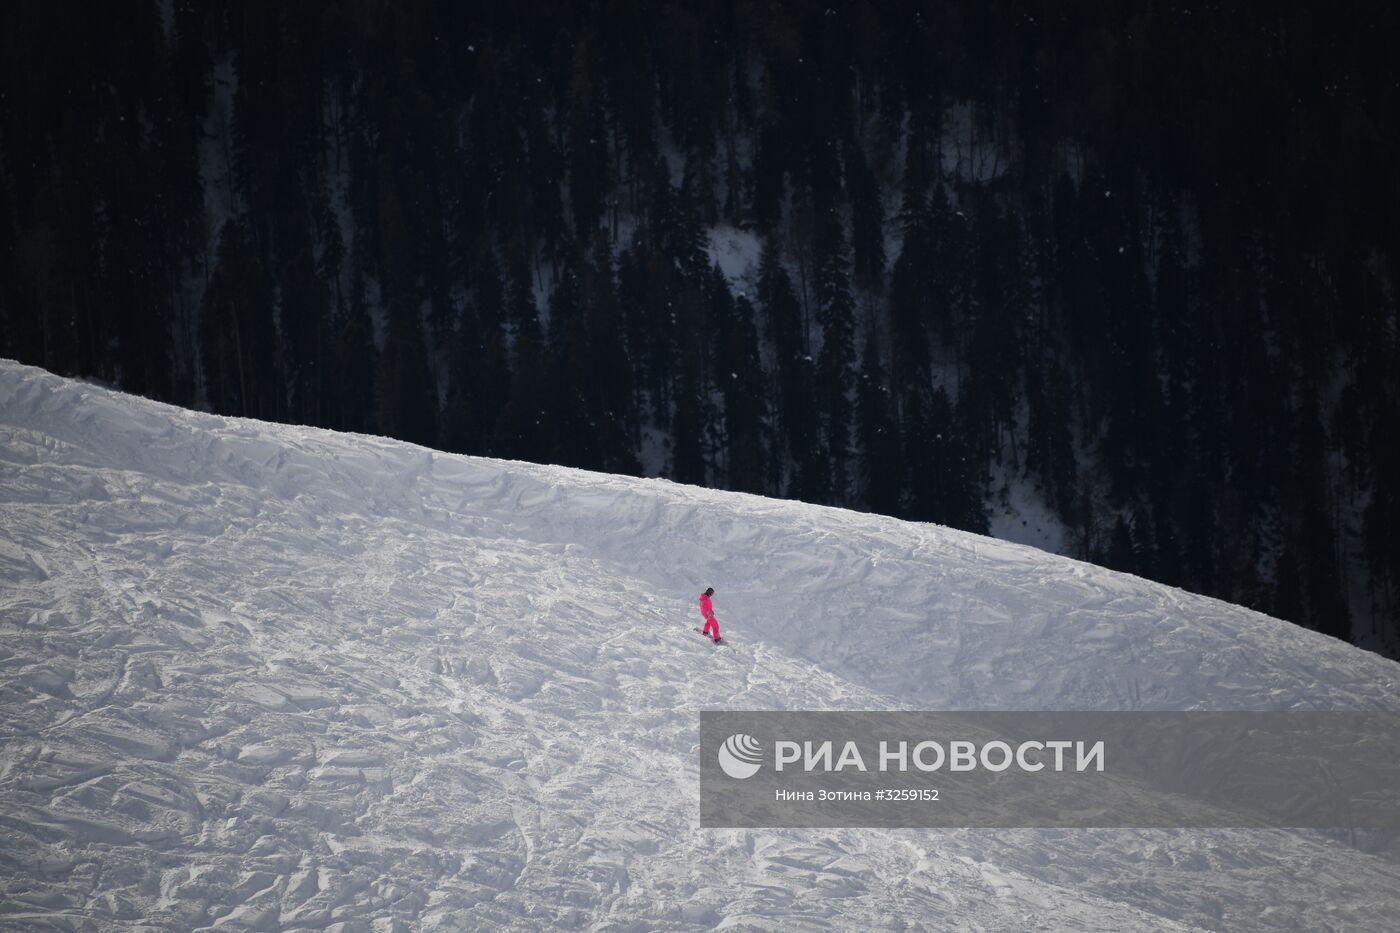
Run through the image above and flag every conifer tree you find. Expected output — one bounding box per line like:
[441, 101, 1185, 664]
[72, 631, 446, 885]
[857, 340, 903, 514]
[813, 208, 856, 503]
[200, 220, 281, 421]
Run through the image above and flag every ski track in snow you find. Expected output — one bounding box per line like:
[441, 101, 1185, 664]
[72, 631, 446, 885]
[1, 359, 1399, 931]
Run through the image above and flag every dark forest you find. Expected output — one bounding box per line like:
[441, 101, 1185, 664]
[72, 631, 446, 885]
[2, 1, 1397, 655]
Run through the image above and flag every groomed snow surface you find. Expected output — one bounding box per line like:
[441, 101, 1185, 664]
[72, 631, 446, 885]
[1, 359, 1398, 931]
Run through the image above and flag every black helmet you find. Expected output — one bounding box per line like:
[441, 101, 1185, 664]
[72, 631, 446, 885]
[705, 587, 715, 596]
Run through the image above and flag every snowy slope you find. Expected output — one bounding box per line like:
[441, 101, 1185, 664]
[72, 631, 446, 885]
[1, 358, 1398, 931]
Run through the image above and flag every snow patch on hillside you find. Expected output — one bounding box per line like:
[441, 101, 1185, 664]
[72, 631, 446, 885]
[705, 225, 763, 294]
[988, 465, 1071, 556]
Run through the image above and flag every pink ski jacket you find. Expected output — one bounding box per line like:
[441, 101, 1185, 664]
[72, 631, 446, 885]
[699, 592, 715, 619]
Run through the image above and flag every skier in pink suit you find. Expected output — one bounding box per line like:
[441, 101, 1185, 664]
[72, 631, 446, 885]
[699, 587, 721, 642]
